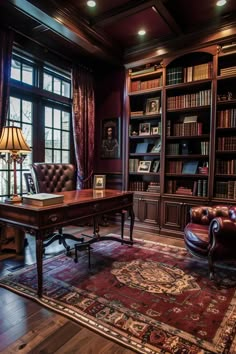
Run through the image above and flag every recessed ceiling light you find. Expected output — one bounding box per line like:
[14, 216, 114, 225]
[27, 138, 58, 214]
[216, 0, 227, 6]
[138, 29, 146, 36]
[87, 1, 96, 7]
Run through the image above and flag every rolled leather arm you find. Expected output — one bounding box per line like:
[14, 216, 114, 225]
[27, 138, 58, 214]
[210, 216, 236, 245]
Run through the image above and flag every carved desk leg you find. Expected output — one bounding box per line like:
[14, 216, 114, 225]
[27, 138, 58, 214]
[129, 207, 135, 244]
[36, 231, 44, 297]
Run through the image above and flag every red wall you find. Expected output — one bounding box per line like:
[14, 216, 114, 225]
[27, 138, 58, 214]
[94, 66, 125, 173]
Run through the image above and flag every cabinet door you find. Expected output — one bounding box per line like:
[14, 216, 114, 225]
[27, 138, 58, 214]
[133, 193, 159, 225]
[162, 199, 183, 231]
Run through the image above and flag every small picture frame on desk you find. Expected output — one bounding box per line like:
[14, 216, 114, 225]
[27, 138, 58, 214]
[93, 175, 106, 189]
[137, 161, 152, 173]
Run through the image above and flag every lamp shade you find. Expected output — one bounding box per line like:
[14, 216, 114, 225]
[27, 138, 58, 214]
[0, 126, 31, 154]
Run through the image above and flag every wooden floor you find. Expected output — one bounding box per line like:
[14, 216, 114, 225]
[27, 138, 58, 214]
[0, 224, 184, 354]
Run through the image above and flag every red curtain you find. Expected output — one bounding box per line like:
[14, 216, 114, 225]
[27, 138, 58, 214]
[0, 28, 14, 132]
[72, 66, 95, 189]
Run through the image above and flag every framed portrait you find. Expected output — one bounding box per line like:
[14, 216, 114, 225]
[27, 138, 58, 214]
[93, 175, 106, 189]
[139, 122, 151, 136]
[145, 97, 160, 115]
[137, 161, 152, 173]
[100, 117, 121, 159]
[151, 160, 160, 173]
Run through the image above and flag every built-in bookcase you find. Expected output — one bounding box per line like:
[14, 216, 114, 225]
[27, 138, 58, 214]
[214, 49, 236, 200]
[164, 51, 213, 198]
[127, 64, 163, 194]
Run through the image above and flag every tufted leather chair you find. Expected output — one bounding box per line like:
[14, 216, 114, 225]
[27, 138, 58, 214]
[184, 205, 236, 278]
[30, 163, 83, 253]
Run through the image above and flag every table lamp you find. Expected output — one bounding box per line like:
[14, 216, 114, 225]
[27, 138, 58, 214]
[0, 126, 31, 203]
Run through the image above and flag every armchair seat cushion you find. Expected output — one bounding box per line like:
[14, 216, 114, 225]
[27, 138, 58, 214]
[184, 223, 209, 257]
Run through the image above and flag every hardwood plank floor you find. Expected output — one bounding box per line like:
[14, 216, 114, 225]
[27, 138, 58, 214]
[0, 224, 184, 353]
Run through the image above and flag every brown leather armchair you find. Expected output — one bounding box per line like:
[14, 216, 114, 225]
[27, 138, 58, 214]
[30, 163, 83, 253]
[184, 205, 236, 278]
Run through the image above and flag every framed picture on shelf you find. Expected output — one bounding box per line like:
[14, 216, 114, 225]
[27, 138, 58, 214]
[137, 161, 152, 173]
[145, 97, 160, 115]
[93, 175, 106, 189]
[139, 122, 151, 135]
[100, 117, 121, 159]
[151, 160, 160, 173]
[151, 139, 161, 153]
[151, 126, 159, 135]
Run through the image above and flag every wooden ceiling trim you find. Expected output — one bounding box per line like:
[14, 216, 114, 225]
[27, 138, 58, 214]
[152, 0, 182, 35]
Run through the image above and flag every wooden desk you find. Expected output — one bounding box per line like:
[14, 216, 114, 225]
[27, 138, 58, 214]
[0, 189, 134, 297]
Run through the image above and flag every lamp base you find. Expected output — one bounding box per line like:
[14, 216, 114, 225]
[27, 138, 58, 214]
[5, 195, 22, 204]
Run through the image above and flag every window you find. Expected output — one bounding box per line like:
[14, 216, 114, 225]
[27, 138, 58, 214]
[0, 51, 72, 199]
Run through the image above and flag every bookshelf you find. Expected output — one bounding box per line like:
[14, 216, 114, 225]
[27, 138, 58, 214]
[128, 64, 163, 195]
[124, 45, 236, 236]
[164, 51, 213, 198]
[214, 49, 236, 200]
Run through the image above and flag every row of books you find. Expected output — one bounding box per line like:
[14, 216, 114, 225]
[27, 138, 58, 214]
[166, 63, 212, 85]
[130, 111, 144, 116]
[215, 159, 236, 174]
[170, 122, 203, 136]
[130, 77, 162, 92]
[220, 66, 236, 77]
[215, 181, 236, 199]
[165, 179, 208, 196]
[129, 181, 147, 192]
[217, 136, 236, 151]
[167, 89, 211, 109]
[129, 158, 140, 172]
[129, 65, 159, 77]
[166, 160, 200, 174]
[146, 182, 160, 193]
[217, 108, 236, 128]
[166, 142, 209, 155]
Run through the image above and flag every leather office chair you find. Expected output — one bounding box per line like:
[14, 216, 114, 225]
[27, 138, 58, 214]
[184, 205, 236, 278]
[30, 163, 84, 253]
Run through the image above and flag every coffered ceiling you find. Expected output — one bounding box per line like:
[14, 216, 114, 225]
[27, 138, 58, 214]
[1, 0, 236, 66]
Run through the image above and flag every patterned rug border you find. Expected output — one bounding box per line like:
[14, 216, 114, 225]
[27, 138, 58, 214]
[0, 234, 236, 354]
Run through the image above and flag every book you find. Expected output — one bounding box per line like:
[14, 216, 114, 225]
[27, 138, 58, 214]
[135, 142, 149, 153]
[23, 193, 64, 206]
[182, 161, 199, 174]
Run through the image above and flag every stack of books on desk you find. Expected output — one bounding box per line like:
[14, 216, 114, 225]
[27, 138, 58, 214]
[22, 193, 64, 206]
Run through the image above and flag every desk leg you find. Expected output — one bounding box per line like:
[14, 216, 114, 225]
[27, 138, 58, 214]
[129, 207, 135, 244]
[36, 233, 44, 297]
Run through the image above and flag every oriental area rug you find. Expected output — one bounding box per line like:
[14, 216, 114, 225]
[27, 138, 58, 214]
[0, 236, 236, 354]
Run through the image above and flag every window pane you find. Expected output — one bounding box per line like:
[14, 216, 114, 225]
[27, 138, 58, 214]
[54, 150, 61, 162]
[22, 64, 33, 85]
[54, 109, 61, 129]
[45, 107, 53, 127]
[53, 77, 61, 95]
[22, 124, 32, 148]
[45, 149, 52, 163]
[45, 128, 53, 148]
[0, 170, 9, 196]
[11, 59, 21, 81]
[10, 97, 21, 121]
[22, 100, 32, 123]
[62, 111, 70, 130]
[53, 130, 61, 148]
[43, 73, 53, 91]
[62, 150, 69, 162]
[62, 131, 69, 149]
[62, 81, 70, 98]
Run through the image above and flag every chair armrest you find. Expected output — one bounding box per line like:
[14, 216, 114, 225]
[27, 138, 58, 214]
[210, 217, 236, 245]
